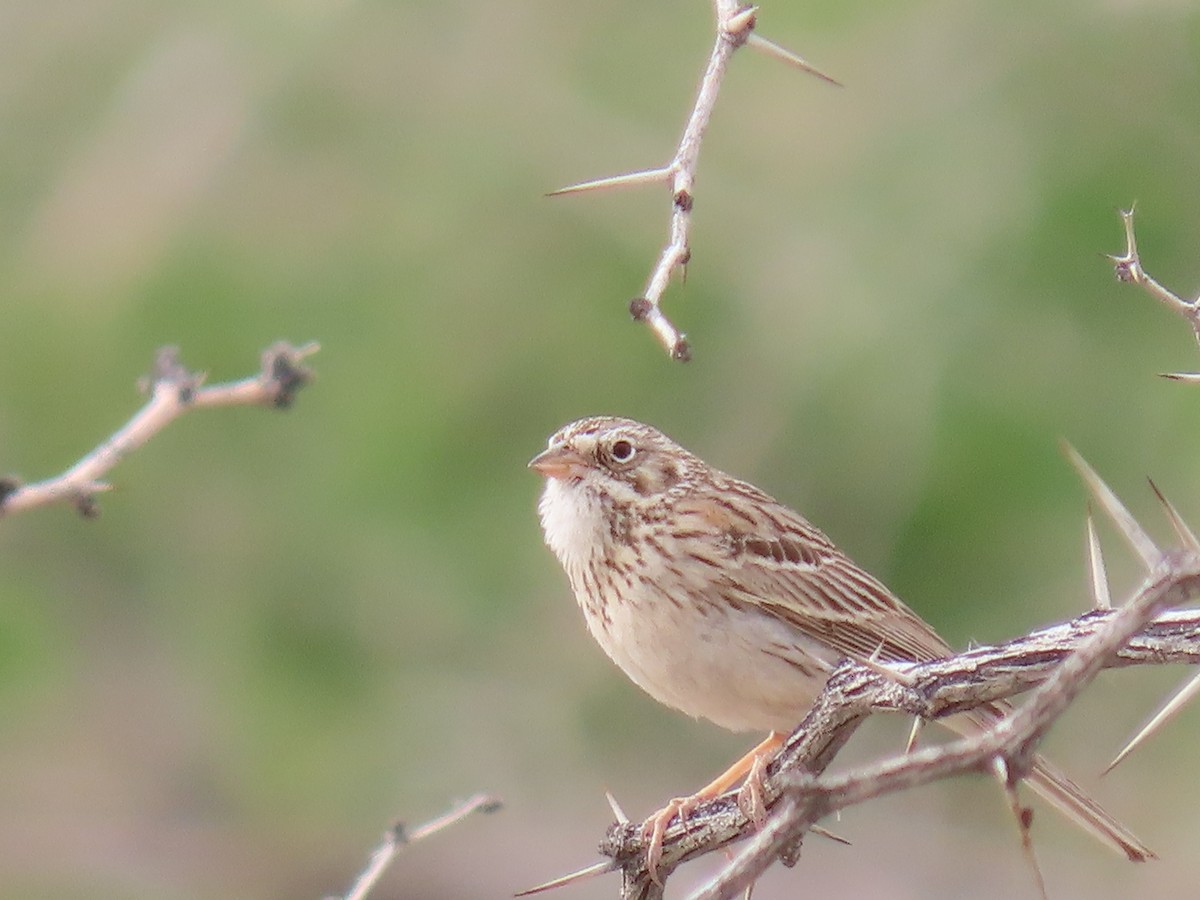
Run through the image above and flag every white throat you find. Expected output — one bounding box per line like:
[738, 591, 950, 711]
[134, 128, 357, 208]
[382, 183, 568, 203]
[538, 477, 606, 576]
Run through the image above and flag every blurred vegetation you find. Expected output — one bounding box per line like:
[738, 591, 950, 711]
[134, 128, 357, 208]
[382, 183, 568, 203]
[1, 1, 1198, 897]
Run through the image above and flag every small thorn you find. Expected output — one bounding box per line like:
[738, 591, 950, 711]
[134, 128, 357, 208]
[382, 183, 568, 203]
[1104, 668, 1200, 775]
[515, 860, 616, 896]
[1086, 511, 1112, 610]
[1062, 442, 1161, 571]
[548, 167, 671, 197]
[856, 653, 915, 686]
[1160, 371, 1200, 383]
[991, 758, 1048, 900]
[867, 639, 886, 663]
[725, 5, 758, 36]
[1148, 478, 1200, 552]
[604, 790, 629, 824]
[810, 824, 852, 846]
[745, 33, 842, 86]
[904, 717, 923, 754]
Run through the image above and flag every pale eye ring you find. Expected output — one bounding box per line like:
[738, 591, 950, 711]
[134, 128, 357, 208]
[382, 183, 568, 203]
[610, 438, 635, 463]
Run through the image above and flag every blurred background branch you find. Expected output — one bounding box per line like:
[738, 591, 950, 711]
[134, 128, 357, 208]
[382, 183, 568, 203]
[550, 1, 837, 360]
[1, 342, 317, 517]
[1108, 209, 1200, 382]
[329, 793, 502, 900]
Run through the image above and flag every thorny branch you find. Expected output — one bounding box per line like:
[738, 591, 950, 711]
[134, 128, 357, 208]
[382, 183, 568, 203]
[1108, 207, 1200, 381]
[328, 793, 502, 900]
[0, 341, 318, 518]
[599, 594, 1200, 900]
[687, 558, 1200, 900]
[552, 2, 837, 361]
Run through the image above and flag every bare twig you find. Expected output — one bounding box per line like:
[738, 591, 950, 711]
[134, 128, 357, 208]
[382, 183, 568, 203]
[0, 342, 318, 518]
[330, 793, 502, 900]
[1107, 207, 1200, 380]
[552, 2, 837, 360]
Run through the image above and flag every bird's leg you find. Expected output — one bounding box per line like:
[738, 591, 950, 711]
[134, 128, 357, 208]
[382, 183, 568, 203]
[643, 731, 785, 883]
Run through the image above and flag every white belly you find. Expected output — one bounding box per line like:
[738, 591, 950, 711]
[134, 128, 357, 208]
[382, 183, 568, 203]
[583, 574, 829, 733]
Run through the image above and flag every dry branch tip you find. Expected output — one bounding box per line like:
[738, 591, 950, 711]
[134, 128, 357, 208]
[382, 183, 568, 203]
[1106, 207, 1141, 284]
[261, 340, 320, 409]
[0, 476, 21, 505]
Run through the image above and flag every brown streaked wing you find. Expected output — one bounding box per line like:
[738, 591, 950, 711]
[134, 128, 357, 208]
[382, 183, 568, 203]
[687, 485, 951, 664]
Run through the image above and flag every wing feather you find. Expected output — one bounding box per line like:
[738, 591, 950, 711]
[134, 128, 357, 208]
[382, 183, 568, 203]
[678, 487, 951, 665]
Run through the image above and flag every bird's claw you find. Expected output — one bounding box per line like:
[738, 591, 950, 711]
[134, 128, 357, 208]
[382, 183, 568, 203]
[642, 795, 701, 884]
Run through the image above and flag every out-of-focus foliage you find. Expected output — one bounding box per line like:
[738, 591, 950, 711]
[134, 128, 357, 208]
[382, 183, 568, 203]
[1, 1, 1198, 897]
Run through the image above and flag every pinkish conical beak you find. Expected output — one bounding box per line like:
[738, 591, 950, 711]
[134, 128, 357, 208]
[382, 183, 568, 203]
[529, 445, 587, 480]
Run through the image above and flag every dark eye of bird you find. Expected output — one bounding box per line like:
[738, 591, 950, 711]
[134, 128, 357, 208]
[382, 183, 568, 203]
[610, 439, 635, 463]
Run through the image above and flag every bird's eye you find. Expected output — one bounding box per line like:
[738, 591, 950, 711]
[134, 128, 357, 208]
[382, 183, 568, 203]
[610, 439, 635, 463]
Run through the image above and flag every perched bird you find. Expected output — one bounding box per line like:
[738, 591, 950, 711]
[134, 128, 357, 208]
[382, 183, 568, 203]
[530, 415, 1151, 877]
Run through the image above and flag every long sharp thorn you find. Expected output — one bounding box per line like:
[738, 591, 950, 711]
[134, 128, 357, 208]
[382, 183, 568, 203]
[1148, 478, 1200, 552]
[1086, 511, 1112, 610]
[1104, 669, 1200, 776]
[548, 167, 672, 197]
[1062, 442, 1160, 570]
[1160, 371, 1200, 383]
[745, 33, 842, 86]
[515, 860, 617, 896]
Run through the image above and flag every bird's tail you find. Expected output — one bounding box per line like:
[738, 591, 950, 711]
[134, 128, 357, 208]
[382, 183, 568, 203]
[945, 709, 1154, 862]
[1024, 753, 1154, 862]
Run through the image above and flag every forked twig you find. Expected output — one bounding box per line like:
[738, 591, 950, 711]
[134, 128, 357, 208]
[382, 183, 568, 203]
[0, 342, 318, 517]
[1107, 207, 1200, 380]
[552, 2, 837, 360]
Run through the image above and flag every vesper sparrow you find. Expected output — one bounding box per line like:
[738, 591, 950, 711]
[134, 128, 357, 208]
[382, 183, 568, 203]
[531, 415, 1151, 876]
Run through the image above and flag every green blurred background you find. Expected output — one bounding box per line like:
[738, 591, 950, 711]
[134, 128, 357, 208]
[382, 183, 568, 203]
[2, 1, 1199, 897]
